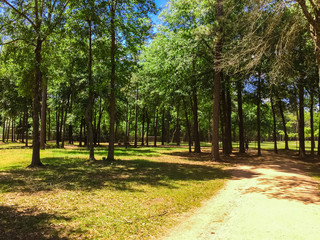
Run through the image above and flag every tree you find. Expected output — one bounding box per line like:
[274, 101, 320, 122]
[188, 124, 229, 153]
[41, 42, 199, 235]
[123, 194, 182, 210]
[0, 0, 69, 167]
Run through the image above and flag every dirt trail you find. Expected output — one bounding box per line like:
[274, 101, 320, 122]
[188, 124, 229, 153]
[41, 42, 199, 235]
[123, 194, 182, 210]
[163, 151, 320, 240]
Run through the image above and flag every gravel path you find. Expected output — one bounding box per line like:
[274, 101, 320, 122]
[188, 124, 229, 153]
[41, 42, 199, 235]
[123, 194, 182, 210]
[163, 151, 320, 240]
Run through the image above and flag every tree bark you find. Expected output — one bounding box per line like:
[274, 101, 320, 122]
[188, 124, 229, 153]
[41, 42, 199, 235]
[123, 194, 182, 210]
[141, 107, 145, 146]
[226, 76, 232, 154]
[192, 87, 201, 153]
[211, 0, 223, 161]
[183, 97, 192, 153]
[125, 99, 129, 149]
[30, 38, 43, 167]
[40, 80, 47, 149]
[48, 108, 51, 141]
[79, 118, 83, 147]
[2, 117, 5, 143]
[134, 89, 138, 148]
[107, 3, 116, 161]
[154, 109, 158, 147]
[176, 105, 180, 146]
[146, 112, 149, 147]
[161, 109, 165, 145]
[310, 89, 315, 155]
[270, 92, 278, 154]
[257, 71, 261, 157]
[298, 82, 306, 158]
[85, 19, 95, 161]
[25, 111, 29, 147]
[237, 80, 245, 153]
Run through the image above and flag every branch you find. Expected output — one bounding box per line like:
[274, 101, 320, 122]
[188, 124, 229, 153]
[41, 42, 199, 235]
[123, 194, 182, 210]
[297, 0, 316, 27]
[43, 0, 70, 40]
[0, 38, 36, 47]
[0, 0, 37, 30]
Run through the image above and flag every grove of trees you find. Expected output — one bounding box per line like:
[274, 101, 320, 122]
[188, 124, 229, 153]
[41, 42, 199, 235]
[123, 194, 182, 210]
[1, 0, 320, 166]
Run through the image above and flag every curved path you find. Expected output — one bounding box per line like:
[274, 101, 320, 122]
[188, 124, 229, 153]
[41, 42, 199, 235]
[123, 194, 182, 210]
[163, 151, 320, 240]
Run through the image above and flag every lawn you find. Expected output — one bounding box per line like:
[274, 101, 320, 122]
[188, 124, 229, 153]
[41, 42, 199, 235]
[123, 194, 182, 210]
[0, 143, 228, 239]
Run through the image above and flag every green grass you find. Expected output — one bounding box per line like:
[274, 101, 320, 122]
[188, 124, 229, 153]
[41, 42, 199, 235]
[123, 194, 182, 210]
[0, 142, 228, 239]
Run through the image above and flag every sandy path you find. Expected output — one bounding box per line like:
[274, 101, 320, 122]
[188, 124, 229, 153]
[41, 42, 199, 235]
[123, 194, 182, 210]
[163, 151, 320, 240]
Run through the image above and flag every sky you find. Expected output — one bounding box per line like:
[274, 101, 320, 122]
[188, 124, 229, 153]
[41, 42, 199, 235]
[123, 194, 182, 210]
[152, 0, 170, 24]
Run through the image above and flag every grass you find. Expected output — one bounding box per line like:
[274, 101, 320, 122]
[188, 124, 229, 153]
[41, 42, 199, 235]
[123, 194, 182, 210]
[0, 142, 228, 239]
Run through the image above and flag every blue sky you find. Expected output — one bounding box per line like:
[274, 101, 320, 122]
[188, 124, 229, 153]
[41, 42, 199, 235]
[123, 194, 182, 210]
[152, 0, 169, 24]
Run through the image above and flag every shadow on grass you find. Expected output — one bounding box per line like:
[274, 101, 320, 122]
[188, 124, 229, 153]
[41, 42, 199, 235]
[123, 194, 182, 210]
[0, 158, 228, 193]
[0, 205, 70, 240]
[54, 147, 162, 157]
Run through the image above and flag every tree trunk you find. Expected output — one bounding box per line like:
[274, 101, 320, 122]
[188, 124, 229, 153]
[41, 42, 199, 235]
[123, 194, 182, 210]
[221, 76, 228, 155]
[154, 109, 158, 147]
[298, 82, 306, 158]
[176, 105, 180, 146]
[161, 109, 165, 146]
[141, 107, 145, 146]
[48, 108, 51, 141]
[192, 87, 201, 153]
[2, 118, 5, 143]
[310, 89, 315, 155]
[25, 111, 29, 147]
[107, 3, 116, 161]
[40, 80, 47, 149]
[277, 96, 289, 150]
[22, 111, 25, 143]
[30, 38, 43, 167]
[237, 80, 245, 153]
[270, 92, 278, 154]
[134, 89, 138, 148]
[56, 105, 60, 147]
[257, 71, 261, 156]
[11, 118, 14, 142]
[85, 19, 95, 161]
[146, 112, 149, 147]
[183, 98, 192, 153]
[211, 0, 223, 161]
[79, 118, 83, 147]
[125, 99, 129, 149]
[226, 76, 232, 154]
[6, 119, 10, 142]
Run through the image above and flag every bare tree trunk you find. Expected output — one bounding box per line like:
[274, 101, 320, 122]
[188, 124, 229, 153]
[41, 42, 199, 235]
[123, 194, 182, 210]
[40, 80, 47, 149]
[298, 82, 306, 158]
[183, 97, 192, 153]
[134, 89, 138, 148]
[237, 80, 245, 153]
[270, 92, 278, 154]
[79, 118, 83, 147]
[85, 19, 95, 161]
[154, 109, 158, 147]
[146, 112, 149, 147]
[56, 105, 60, 148]
[310, 89, 315, 155]
[161, 109, 165, 146]
[125, 99, 129, 149]
[176, 105, 180, 146]
[257, 71, 261, 157]
[11, 118, 14, 142]
[30, 38, 43, 167]
[192, 87, 201, 153]
[211, 0, 223, 161]
[107, 3, 116, 161]
[226, 76, 232, 154]
[25, 111, 29, 147]
[277, 96, 289, 150]
[48, 108, 51, 141]
[2, 117, 5, 143]
[141, 107, 145, 146]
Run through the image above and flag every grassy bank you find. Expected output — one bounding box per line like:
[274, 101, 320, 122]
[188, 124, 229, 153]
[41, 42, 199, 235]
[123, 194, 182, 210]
[0, 143, 228, 239]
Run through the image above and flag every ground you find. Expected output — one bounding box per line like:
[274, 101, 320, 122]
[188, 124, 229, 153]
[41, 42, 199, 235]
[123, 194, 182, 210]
[164, 150, 320, 240]
[1, 142, 320, 239]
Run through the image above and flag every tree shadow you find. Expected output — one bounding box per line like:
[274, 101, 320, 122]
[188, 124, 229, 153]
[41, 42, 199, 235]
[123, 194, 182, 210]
[0, 205, 70, 240]
[0, 158, 229, 193]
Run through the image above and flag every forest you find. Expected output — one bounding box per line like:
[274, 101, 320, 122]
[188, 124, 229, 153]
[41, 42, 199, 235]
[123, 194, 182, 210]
[1, 0, 320, 239]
